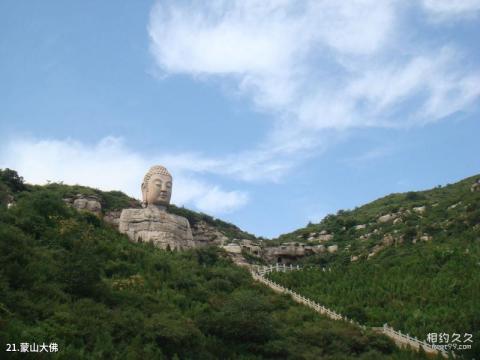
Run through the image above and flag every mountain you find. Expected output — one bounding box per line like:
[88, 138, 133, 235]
[0, 169, 425, 359]
[267, 174, 480, 358]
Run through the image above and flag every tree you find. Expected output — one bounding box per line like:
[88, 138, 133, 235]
[0, 168, 26, 193]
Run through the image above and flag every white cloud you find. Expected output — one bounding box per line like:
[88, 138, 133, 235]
[422, 0, 480, 18]
[0, 137, 249, 215]
[148, 0, 480, 161]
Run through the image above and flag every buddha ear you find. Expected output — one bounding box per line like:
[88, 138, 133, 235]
[141, 182, 147, 206]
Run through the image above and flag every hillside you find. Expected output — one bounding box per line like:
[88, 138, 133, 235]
[0, 169, 425, 359]
[266, 174, 480, 358]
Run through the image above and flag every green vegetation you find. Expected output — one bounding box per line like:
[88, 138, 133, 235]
[1, 169, 256, 241]
[267, 174, 480, 358]
[0, 169, 422, 359]
[168, 204, 257, 241]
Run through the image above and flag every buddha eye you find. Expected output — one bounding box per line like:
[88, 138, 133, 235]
[155, 181, 162, 187]
[166, 182, 172, 188]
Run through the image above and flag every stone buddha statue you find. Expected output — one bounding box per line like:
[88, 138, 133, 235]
[119, 165, 197, 250]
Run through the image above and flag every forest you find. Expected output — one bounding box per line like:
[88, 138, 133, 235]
[0, 169, 425, 359]
[268, 174, 480, 359]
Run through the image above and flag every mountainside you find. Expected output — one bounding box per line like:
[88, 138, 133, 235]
[269, 174, 480, 259]
[267, 174, 480, 358]
[0, 169, 424, 359]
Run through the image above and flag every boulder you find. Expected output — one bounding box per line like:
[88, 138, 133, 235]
[318, 234, 334, 242]
[471, 180, 480, 192]
[382, 234, 394, 246]
[71, 194, 102, 214]
[393, 217, 403, 225]
[419, 234, 432, 242]
[368, 244, 384, 259]
[377, 214, 395, 223]
[354, 224, 366, 230]
[327, 244, 338, 253]
[413, 206, 426, 214]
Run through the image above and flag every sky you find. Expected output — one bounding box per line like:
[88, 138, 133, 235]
[1, 0, 479, 238]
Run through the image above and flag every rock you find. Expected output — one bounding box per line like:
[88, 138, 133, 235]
[413, 206, 426, 214]
[104, 210, 122, 227]
[327, 244, 338, 253]
[354, 224, 366, 230]
[72, 194, 102, 214]
[320, 230, 328, 235]
[359, 233, 371, 241]
[448, 202, 461, 210]
[222, 243, 242, 254]
[471, 179, 480, 192]
[351, 255, 359, 262]
[419, 234, 432, 242]
[229, 253, 250, 267]
[393, 217, 403, 225]
[377, 214, 395, 223]
[382, 234, 394, 246]
[6, 195, 15, 209]
[318, 234, 334, 242]
[191, 220, 229, 246]
[240, 239, 262, 256]
[119, 206, 197, 250]
[263, 242, 324, 264]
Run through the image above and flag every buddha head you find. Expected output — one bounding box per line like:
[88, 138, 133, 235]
[141, 165, 172, 207]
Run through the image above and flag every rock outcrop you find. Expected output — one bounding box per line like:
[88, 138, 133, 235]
[377, 213, 396, 223]
[240, 239, 262, 256]
[263, 242, 327, 264]
[64, 194, 102, 214]
[191, 220, 229, 246]
[104, 210, 122, 227]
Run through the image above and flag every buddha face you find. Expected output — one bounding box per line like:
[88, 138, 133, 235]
[142, 173, 172, 206]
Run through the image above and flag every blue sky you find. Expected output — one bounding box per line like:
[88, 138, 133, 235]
[1, 0, 479, 238]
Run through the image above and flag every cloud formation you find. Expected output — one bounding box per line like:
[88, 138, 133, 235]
[149, 0, 480, 166]
[0, 137, 249, 215]
[422, 0, 480, 18]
